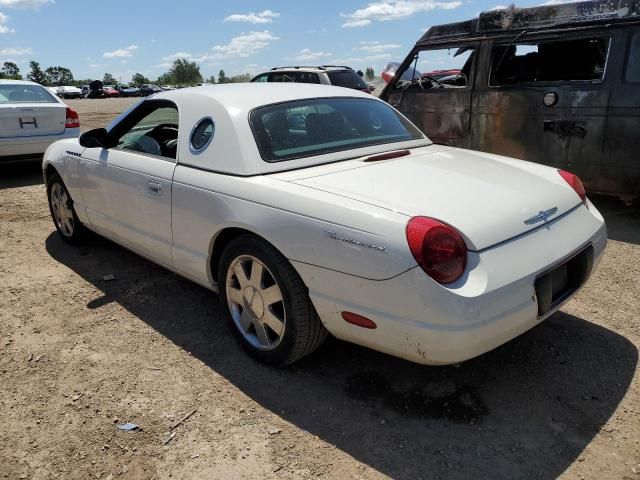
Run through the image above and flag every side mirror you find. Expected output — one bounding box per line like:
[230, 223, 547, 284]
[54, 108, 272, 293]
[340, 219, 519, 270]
[79, 128, 113, 149]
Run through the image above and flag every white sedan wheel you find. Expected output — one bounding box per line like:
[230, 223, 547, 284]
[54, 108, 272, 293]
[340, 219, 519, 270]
[225, 255, 286, 351]
[50, 182, 75, 237]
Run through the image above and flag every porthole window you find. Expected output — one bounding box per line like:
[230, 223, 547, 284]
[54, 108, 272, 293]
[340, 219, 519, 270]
[190, 117, 215, 153]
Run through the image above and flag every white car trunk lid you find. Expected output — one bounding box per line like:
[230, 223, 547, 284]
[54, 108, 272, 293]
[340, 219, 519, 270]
[0, 103, 66, 138]
[287, 148, 581, 251]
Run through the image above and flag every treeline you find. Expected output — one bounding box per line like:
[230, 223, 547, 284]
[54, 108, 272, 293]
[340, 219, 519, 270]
[0, 58, 254, 87]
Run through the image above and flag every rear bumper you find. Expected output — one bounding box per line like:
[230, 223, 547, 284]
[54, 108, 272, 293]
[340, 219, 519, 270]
[0, 129, 79, 162]
[294, 201, 607, 365]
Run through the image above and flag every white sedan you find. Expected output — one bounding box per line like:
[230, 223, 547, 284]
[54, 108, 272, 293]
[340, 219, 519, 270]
[1, 80, 80, 163]
[42, 84, 606, 366]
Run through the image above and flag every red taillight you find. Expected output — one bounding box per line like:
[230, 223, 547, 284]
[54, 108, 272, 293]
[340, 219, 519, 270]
[65, 107, 79, 129]
[558, 169, 586, 202]
[406, 216, 467, 284]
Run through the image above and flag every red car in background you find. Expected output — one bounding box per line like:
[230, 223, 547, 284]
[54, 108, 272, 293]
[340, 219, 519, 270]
[103, 86, 119, 97]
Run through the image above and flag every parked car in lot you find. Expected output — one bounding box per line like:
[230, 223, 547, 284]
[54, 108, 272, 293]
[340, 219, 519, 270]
[103, 85, 119, 97]
[81, 85, 90, 97]
[117, 85, 140, 97]
[43, 84, 606, 366]
[251, 65, 373, 93]
[56, 85, 83, 99]
[139, 84, 162, 96]
[47, 86, 60, 97]
[0, 80, 79, 163]
[380, 0, 640, 203]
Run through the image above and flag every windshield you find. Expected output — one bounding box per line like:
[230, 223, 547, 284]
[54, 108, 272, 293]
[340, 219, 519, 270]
[0, 84, 58, 103]
[250, 97, 425, 162]
[327, 70, 368, 89]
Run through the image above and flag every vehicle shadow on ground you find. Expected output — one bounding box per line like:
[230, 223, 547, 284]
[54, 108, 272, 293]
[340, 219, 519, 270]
[591, 195, 640, 245]
[0, 162, 43, 189]
[46, 232, 638, 480]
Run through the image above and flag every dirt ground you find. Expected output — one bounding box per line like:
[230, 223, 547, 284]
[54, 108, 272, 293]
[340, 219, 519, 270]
[0, 97, 639, 480]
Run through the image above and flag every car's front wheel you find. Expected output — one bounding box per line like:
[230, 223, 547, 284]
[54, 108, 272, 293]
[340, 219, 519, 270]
[218, 235, 327, 366]
[47, 173, 88, 244]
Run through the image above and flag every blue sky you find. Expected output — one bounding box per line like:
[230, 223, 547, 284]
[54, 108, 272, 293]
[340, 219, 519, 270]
[0, 0, 567, 82]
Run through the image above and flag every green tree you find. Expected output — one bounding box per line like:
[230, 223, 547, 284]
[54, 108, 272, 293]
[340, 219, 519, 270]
[157, 72, 174, 85]
[365, 67, 375, 80]
[45, 66, 74, 86]
[168, 58, 202, 85]
[0, 61, 21, 80]
[103, 72, 116, 85]
[218, 69, 228, 84]
[27, 61, 48, 84]
[228, 73, 252, 83]
[206, 75, 216, 84]
[131, 73, 151, 85]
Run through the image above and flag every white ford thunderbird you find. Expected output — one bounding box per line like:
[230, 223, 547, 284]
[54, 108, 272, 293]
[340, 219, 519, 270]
[43, 84, 606, 366]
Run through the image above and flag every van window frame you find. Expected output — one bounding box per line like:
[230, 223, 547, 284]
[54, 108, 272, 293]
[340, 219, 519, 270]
[390, 42, 479, 92]
[487, 34, 612, 88]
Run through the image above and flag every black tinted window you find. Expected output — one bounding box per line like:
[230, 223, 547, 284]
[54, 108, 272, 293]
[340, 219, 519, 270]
[269, 71, 320, 84]
[491, 38, 609, 85]
[327, 70, 368, 89]
[626, 32, 640, 82]
[251, 97, 425, 162]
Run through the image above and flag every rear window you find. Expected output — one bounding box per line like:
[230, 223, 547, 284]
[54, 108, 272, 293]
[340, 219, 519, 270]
[490, 38, 609, 85]
[250, 97, 425, 162]
[327, 70, 368, 89]
[0, 84, 58, 104]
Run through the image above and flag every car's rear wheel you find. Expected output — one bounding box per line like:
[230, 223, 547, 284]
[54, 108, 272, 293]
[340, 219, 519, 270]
[218, 235, 327, 366]
[47, 173, 87, 244]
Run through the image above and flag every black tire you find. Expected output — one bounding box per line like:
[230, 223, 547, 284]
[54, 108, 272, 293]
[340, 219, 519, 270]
[46, 172, 88, 244]
[218, 235, 328, 366]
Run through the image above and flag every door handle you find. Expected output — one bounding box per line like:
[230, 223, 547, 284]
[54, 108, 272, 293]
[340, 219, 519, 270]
[147, 181, 162, 195]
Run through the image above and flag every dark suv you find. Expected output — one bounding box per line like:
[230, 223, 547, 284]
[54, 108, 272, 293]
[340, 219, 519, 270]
[251, 66, 373, 93]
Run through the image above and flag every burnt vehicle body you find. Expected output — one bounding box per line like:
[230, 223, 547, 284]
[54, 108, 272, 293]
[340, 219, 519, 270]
[379, 0, 640, 202]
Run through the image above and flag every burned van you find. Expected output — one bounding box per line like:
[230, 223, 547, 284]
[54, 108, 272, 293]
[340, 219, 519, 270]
[380, 0, 640, 203]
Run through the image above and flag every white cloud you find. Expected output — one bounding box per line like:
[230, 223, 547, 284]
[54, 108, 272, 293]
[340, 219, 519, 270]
[488, 5, 508, 10]
[0, 46, 31, 55]
[0, 12, 14, 33]
[330, 53, 393, 64]
[162, 51, 194, 61]
[341, 0, 462, 28]
[209, 30, 279, 59]
[103, 45, 138, 58]
[287, 48, 333, 61]
[223, 9, 279, 24]
[355, 41, 402, 53]
[88, 63, 104, 69]
[0, 0, 52, 8]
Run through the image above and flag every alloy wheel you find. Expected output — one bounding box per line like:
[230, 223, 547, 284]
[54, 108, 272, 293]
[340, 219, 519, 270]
[225, 255, 286, 351]
[50, 183, 74, 237]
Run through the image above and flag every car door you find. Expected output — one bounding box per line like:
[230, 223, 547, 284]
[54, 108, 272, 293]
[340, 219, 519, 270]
[384, 43, 477, 148]
[79, 99, 179, 267]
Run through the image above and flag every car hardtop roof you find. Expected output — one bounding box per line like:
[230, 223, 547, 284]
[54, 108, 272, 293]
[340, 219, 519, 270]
[0, 79, 43, 86]
[419, 0, 639, 43]
[155, 82, 374, 109]
[269, 65, 354, 72]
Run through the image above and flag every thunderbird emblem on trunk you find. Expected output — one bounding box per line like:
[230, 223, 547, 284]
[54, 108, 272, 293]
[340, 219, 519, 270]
[524, 207, 558, 225]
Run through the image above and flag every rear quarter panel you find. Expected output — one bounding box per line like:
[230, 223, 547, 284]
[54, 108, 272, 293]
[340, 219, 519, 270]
[171, 165, 416, 287]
